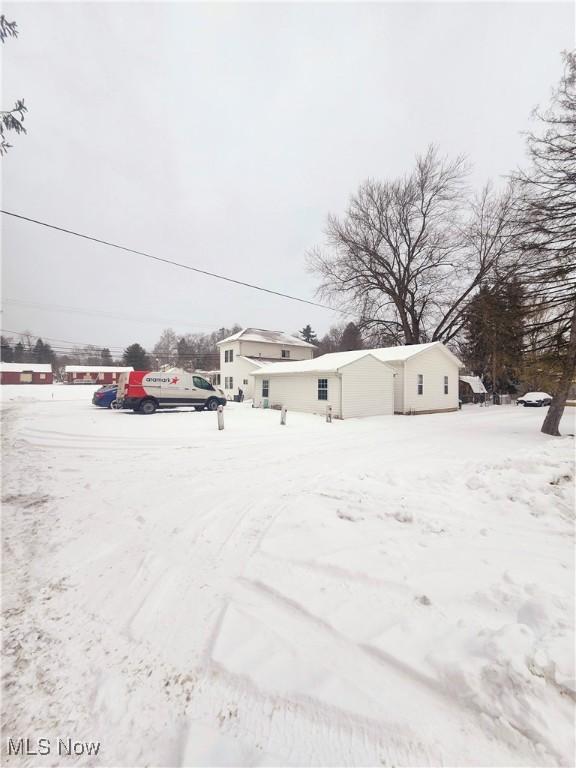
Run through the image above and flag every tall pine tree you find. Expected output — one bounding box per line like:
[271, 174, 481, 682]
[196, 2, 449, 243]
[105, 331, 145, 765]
[462, 279, 525, 393]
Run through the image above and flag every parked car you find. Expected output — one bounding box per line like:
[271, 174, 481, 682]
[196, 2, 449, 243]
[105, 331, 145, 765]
[516, 391, 553, 407]
[92, 384, 119, 409]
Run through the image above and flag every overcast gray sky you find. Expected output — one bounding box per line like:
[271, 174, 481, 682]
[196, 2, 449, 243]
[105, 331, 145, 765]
[2, 1, 573, 353]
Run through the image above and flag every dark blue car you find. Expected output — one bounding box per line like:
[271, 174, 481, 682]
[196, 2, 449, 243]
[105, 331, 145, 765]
[92, 384, 119, 409]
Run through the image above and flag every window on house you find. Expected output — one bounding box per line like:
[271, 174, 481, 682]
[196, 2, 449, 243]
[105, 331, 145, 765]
[417, 374, 424, 395]
[39, 373, 46, 380]
[262, 379, 269, 398]
[281, 350, 290, 358]
[243, 379, 248, 385]
[214, 374, 221, 385]
[224, 350, 232, 363]
[229, 376, 233, 389]
[444, 376, 449, 395]
[318, 378, 328, 400]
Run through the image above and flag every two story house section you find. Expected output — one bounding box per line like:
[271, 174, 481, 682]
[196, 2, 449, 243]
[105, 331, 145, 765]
[216, 328, 316, 400]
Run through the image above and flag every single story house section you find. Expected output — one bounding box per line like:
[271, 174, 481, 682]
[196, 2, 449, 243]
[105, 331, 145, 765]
[0, 362, 54, 384]
[252, 341, 462, 417]
[64, 365, 133, 384]
[253, 351, 396, 419]
[459, 375, 487, 404]
[367, 342, 463, 414]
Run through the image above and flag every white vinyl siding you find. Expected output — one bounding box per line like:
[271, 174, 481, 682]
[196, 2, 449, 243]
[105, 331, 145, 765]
[220, 341, 313, 399]
[340, 355, 394, 418]
[253, 374, 341, 416]
[252, 356, 395, 418]
[403, 350, 459, 413]
[237, 340, 314, 360]
[390, 363, 404, 413]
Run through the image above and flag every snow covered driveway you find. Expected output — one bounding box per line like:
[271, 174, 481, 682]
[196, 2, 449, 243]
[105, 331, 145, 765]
[2, 386, 575, 766]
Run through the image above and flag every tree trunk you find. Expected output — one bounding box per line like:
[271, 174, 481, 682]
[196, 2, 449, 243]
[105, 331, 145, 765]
[541, 303, 576, 437]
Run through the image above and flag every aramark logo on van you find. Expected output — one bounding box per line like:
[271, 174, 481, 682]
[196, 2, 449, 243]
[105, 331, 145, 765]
[144, 376, 180, 384]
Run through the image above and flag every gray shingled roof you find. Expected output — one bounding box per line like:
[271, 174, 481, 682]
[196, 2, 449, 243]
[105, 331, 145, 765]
[216, 328, 316, 348]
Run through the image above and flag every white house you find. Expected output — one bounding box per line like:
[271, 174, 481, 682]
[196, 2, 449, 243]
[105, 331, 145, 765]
[252, 341, 462, 417]
[368, 342, 462, 414]
[252, 351, 396, 418]
[216, 328, 316, 400]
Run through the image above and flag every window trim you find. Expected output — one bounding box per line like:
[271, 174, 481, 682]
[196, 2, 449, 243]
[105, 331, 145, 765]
[444, 375, 449, 395]
[281, 349, 290, 359]
[318, 378, 328, 401]
[262, 379, 269, 398]
[417, 374, 424, 396]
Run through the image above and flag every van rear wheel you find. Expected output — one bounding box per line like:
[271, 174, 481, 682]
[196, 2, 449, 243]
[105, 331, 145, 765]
[139, 399, 157, 415]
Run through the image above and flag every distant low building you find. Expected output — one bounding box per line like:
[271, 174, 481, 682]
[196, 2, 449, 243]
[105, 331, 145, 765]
[64, 365, 133, 384]
[459, 375, 487, 404]
[0, 362, 54, 385]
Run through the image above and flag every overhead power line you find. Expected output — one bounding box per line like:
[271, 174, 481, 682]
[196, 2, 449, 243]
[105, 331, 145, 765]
[0, 328, 125, 351]
[1, 210, 341, 313]
[0, 328, 246, 361]
[2, 297, 222, 330]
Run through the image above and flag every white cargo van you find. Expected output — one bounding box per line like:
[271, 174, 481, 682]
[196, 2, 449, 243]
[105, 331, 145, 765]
[117, 368, 226, 414]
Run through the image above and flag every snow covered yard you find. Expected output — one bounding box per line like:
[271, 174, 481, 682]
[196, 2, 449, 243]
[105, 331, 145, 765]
[2, 385, 574, 767]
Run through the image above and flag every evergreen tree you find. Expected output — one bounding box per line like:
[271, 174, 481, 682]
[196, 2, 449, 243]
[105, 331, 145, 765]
[0, 15, 27, 156]
[122, 343, 150, 369]
[339, 322, 364, 351]
[42, 342, 56, 366]
[32, 338, 45, 363]
[13, 341, 25, 361]
[462, 280, 525, 393]
[0, 336, 14, 361]
[300, 324, 319, 345]
[514, 52, 576, 436]
[100, 348, 113, 365]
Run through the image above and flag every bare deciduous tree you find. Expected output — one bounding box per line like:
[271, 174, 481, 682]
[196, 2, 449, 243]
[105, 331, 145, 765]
[309, 146, 520, 346]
